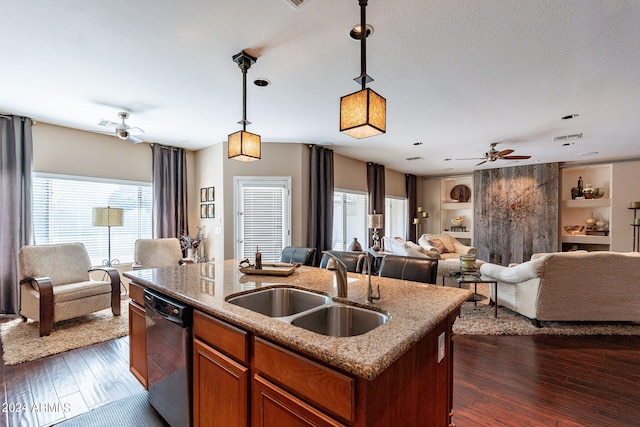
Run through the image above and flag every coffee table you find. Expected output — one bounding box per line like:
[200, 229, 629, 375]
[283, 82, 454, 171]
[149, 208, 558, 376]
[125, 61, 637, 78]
[445, 273, 499, 317]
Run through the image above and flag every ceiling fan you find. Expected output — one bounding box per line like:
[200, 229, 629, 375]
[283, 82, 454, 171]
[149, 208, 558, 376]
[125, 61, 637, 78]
[457, 142, 532, 166]
[97, 112, 145, 143]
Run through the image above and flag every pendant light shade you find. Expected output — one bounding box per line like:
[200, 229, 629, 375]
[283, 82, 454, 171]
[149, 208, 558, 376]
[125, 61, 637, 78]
[228, 50, 261, 162]
[340, 87, 386, 138]
[340, 0, 386, 139]
[228, 129, 261, 162]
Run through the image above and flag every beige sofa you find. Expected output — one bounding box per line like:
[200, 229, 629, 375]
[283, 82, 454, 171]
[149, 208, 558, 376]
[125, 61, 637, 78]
[382, 235, 482, 281]
[480, 251, 640, 326]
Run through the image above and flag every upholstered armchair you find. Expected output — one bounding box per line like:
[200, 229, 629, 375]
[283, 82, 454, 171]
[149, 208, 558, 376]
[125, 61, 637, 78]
[19, 242, 121, 337]
[133, 238, 184, 269]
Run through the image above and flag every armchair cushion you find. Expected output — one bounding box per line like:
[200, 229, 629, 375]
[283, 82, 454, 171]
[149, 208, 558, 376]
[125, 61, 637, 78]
[19, 242, 91, 286]
[419, 234, 477, 256]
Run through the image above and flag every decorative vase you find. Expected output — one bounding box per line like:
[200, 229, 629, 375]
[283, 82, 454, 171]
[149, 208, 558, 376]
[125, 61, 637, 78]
[348, 238, 363, 252]
[459, 254, 477, 274]
[585, 213, 596, 229]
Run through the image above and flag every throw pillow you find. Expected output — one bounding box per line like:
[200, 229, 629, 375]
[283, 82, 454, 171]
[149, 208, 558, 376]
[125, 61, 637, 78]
[429, 239, 449, 254]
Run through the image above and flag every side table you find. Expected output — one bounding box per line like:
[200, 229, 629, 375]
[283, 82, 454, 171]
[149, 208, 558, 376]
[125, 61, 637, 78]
[366, 249, 393, 275]
[445, 273, 499, 318]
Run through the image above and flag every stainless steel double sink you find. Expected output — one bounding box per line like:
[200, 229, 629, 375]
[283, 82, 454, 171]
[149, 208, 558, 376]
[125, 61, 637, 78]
[226, 287, 389, 337]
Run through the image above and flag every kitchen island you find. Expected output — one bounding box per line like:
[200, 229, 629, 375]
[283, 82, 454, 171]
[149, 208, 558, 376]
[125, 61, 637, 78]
[125, 259, 471, 426]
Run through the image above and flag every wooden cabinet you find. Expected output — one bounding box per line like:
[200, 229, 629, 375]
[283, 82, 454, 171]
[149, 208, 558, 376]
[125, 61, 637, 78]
[253, 338, 354, 424]
[252, 374, 346, 427]
[193, 338, 249, 427]
[193, 310, 250, 427]
[128, 282, 147, 388]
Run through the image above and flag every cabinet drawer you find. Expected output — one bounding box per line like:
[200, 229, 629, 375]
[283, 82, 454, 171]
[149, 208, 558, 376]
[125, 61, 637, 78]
[253, 337, 355, 423]
[129, 282, 145, 306]
[193, 310, 249, 364]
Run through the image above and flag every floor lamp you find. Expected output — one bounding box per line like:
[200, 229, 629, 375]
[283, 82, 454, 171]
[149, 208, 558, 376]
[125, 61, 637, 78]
[92, 206, 124, 267]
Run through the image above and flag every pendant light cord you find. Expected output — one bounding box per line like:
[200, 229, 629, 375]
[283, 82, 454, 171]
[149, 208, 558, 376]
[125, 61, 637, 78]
[360, 0, 368, 90]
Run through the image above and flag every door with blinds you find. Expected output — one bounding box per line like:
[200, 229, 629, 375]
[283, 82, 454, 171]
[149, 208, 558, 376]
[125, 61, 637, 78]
[235, 177, 291, 263]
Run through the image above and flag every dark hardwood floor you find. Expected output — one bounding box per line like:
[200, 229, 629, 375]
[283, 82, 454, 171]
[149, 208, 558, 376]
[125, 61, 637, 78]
[1, 336, 144, 427]
[453, 335, 640, 427]
[2, 332, 639, 426]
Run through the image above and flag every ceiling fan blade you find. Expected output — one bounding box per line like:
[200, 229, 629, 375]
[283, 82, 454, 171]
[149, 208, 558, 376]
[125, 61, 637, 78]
[501, 155, 531, 160]
[127, 135, 144, 144]
[476, 160, 487, 166]
[496, 149, 514, 157]
[127, 127, 145, 135]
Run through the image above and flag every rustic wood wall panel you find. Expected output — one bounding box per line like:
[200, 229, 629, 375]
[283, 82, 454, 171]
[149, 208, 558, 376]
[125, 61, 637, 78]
[473, 163, 558, 265]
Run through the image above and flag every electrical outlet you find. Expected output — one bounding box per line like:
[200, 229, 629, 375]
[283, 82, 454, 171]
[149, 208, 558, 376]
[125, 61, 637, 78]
[438, 332, 446, 363]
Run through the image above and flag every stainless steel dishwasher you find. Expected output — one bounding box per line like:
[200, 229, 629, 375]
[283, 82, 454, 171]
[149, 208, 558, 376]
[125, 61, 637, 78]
[144, 288, 193, 427]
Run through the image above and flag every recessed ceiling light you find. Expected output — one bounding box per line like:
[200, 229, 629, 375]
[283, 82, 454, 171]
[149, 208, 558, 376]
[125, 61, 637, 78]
[442, 167, 454, 171]
[561, 142, 574, 146]
[253, 78, 270, 87]
[406, 156, 423, 161]
[444, 158, 452, 161]
[578, 151, 599, 156]
[561, 114, 579, 120]
[413, 142, 423, 146]
[350, 24, 374, 40]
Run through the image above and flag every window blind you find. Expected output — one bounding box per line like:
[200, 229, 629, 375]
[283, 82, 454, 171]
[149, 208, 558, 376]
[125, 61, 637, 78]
[32, 174, 152, 266]
[239, 183, 288, 263]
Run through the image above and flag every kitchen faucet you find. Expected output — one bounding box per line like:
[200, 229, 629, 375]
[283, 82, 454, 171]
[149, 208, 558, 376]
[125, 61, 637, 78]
[322, 251, 349, 298]
[357, 253, 381, 304]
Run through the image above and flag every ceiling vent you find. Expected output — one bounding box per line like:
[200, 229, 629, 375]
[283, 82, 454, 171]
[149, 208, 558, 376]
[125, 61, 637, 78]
[406, 156, 424, 161]
[285, 0, 312, 8]
[553, 132, 583, 142]
[97, 119, 116, 128]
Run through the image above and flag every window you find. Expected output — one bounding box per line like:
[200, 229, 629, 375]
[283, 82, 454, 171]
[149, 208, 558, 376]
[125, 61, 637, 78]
[33, 174, 152, 266]
[333, 190, 369, 250]
[385, 197, 407, 239]
[235, 177, 291, 263]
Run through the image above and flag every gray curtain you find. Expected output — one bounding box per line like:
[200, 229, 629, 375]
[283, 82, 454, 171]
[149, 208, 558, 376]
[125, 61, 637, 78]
[405, 174, 417, 242]
[307, 146, 334, 266]
[152, 144, 188, 239]
[367, 162, 385, 247]
[1, 116, 33, 314]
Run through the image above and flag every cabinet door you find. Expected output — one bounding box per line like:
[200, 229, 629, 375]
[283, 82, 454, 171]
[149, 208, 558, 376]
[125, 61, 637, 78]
[252, 374, 346, 427]
[193, 338, 249, 427]
[128, 300, 147, 388]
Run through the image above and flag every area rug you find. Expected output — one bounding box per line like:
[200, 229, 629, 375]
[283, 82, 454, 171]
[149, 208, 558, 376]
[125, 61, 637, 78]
[453, 302, 640, 336]
[1, 298, 129, 366]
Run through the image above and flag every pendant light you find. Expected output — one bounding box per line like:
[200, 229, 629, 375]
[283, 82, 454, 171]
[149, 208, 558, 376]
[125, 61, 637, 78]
[228, 50, 261, 162]
[340, 0, 386, 139]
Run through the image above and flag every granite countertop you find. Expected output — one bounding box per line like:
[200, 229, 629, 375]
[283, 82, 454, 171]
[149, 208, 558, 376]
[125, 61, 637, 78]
[124, 259, 471, 380]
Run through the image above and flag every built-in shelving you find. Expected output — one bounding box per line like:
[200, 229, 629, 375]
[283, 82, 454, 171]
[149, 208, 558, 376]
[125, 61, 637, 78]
[440, 176, 473, 244]
[560, 164, 612, 251]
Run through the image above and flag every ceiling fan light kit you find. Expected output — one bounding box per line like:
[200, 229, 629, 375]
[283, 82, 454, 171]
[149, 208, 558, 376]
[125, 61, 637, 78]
[340, 0, 386, 139]
[228, 50, 261, 162]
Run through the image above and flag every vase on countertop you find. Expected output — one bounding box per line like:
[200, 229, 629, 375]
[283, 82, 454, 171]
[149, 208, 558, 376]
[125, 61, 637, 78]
[348, 238, 363, 252]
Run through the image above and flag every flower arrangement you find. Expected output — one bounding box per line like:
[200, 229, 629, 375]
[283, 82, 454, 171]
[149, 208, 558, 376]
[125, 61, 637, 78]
[180, 226, 205, 250]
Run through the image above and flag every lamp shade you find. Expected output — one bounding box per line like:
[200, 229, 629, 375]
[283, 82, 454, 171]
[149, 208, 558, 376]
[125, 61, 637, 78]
[368, 213, 383, 229]
[340, 87, 386, 139]
[92, 207, 123, 227]
[228, 130, 261, 162]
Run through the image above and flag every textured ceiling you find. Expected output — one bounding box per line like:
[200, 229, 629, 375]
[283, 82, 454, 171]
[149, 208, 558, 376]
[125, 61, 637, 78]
[2, 0, 640, 175]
